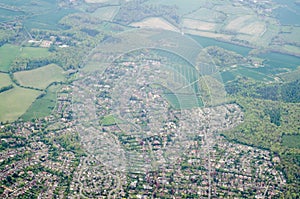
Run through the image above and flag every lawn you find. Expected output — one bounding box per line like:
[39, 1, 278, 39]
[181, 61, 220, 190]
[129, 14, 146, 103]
[0, 44, 20, 72]
[14, 64, 66, 89]
[21, 84, 61, 121]
[0, 87, 41, 122]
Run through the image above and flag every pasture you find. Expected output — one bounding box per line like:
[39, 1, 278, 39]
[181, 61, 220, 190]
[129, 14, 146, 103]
[21, 84, 61, 121]
[0, 7, 25, 21]
[0, 45, 52, 72]
[282, 134, 300, 149]
[0, 87, 41, 122]
[24, 9, 75, 30]
[0, 73, 12, 88]
[221, 71, 236, 83]
[92, 6, 120, 21]
[19, 47, 51, 59]
[146, 0, 204, 15]
[279, 67, 300, 82]
[233, 67, 274, 82]
[14, 64, 65, 89]
[0, 44, 20, 72]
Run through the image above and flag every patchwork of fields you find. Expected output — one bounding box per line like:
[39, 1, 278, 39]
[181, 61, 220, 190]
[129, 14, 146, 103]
[0, 64, 65, 122]
[0, 44, 52, 72]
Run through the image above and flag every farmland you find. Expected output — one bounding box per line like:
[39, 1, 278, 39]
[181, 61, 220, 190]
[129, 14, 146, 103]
[0, 44, 20, 72]
[0, 87, 41, 122]
[14, 64, 65, 90]
[19, 47, 51, 59]
[92, 6, 120, 21]
[130, 17, 179, 32]
[282, 135, 300, 149]
[182, 19, 217, 32]
[0, 44, 52, 72]
[0, 73, 12, 88]
[21, 84, 61, 121]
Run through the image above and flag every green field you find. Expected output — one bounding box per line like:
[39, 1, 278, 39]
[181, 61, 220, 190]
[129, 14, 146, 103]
[185, 8, 226, 23]
[163, 93, 202, 109]
[92, 6, 120, 21]
[0, 44, 20, 72]
[0, 87, 41, 122]
[21, 84, 61, 121]
[19, 47, 51, 59]
[221, 71, 236, 83]
[146, 0, 204, 15]
[100, 115, 119, 126]
[279, 67, 300, 82]
[14, 64, 66, 89]
[0, 45, 52, 72]
[222, 67, 274, 82]
[0, 73, 12, 88]
[0, 7, 25, 22]
[282, 135, 300, 149]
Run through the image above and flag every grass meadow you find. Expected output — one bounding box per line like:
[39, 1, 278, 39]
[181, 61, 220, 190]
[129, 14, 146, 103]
[0, 44, 20, 72]
[14, 64, 65, 89]
[21, 84, 61, 121]
[0, 87, 41, 122]
[0, 73, 12, 88]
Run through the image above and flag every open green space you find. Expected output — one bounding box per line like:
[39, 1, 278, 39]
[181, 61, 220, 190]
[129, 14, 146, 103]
[0, 87, 41, 122]
[21, 84, 61, 121]
[24, 8, 76, 30]
[0, 73, 12, 88]
[233, 67, 274, 82]
[92, 6, 120, 21]
[282, 134, 300, 149]
[146, 0, 203, 15]
[0, 45, 52, 72]
[163, 93, 202, 109]
[0, 7, 25, 21]
[19, 47, 51, 59]
[14, 64, 65, 90]
[221, 71, 236, 83]
[0, 44, 20, 72]
[185, 8, 226, 23]
[279, 67, 300, 82]
[190, 34, 252, 56]
[100, 115, 118, 126]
